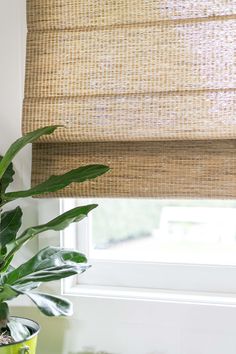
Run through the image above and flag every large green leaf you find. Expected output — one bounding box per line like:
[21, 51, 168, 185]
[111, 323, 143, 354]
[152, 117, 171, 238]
[0, 284, 19, 302]
[4, 205, 97, 265]
[8, 318, 30, 342]
[0, 304, 30, 341]
[0, 125, 60, 179]
[23, 292, 73, 316]
[0, 157, 15, 194]
[10, 282, 41, 293]
[0, 207, 22, 249]
[18, 204, 97, 243]
[4, 164, 110, 201]
[10, 264, 86, 284]
[5, 246, 88, 285]
[0, 255, 14, 274]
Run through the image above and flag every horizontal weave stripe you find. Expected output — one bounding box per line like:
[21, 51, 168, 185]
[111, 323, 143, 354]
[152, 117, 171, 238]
[25, 1, 236, 198]
[24, 19, 236, 98]
[27, 0, 236, 30]
[23, 90, 236, 142]
[32, 140, 236, 198]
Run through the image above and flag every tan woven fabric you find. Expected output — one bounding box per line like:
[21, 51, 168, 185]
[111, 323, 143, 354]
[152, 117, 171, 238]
[27, 0, 236, 30]
[23, 14, 236, 141]
[23, 1, 236, 198]
[23, 91, 236, 142]
[24, 20, 235, 97]
[32, 140, 236, 198]
[23, 0, 236, 142]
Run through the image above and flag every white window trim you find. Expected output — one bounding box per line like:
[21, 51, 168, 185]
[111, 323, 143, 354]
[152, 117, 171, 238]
[38, 199, 236, 305]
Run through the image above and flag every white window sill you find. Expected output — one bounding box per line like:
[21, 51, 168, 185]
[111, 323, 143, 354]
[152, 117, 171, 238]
[65, 285, 236, 307]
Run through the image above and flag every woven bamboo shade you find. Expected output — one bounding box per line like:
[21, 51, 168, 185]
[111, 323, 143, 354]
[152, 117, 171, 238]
[32, 141, 236, 199]
[23, 0, 236, 198]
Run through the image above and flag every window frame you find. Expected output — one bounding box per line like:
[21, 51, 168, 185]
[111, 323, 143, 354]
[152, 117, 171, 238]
[56, 199, 236, 302]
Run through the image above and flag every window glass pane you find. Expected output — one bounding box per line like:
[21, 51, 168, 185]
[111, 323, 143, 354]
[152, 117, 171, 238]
[79, 199, 236, 265]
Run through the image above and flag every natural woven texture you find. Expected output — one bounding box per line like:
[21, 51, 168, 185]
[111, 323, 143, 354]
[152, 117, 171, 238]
[25, 20, 235, 97]
[24, 1, 236, 198]
[32, 140, 236, 198]
[23, 91, 236, 142]
[23, 15, 236, 141]
[27, 0, 236, 30]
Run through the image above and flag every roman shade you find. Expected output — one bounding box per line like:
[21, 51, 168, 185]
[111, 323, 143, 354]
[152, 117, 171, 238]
[22, 1, 236, 198]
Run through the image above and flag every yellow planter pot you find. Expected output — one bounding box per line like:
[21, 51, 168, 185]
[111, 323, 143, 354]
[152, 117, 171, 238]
[0, 317, 40, 354]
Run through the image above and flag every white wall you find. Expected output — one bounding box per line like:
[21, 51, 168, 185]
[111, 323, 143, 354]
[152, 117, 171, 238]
[1, 1, 236, 354]
[0, 0, 29, 188]
[0, 0, 38, 281]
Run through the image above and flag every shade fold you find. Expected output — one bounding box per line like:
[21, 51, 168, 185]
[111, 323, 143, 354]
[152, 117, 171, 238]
[27, 0, 236, 30]
[23, 0, 236, 198]
[23, 90, 236, 142]
[32, 141, 236, 199]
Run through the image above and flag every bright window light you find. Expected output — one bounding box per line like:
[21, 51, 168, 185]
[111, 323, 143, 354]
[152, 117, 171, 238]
[60, 198, 236, 295]
[82, 199, 236, 265]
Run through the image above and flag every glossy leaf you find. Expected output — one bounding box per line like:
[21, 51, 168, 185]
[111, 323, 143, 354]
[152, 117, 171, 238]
[24, 292, 73, 316]
[0, 207, 22, 249]
[5, 246, 88, 285]
[6, 247, 87, 283]
[7, 318, 30, 342]
[0, 125, 109, 323]
[12, 265, 87, 284]
[0, 205, 96, 272]
[10, 282, 41, 293]
[0, 157, 15, 194]
[0, 126, 60, 179]
[0, 284, 19, 302]
[4, 164, 110, 201]
[0, 255, 14, 274]
[7, 204, 97, 258]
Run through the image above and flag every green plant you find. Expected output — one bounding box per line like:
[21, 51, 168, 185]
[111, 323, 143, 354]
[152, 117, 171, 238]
[0, 125, 109, 344]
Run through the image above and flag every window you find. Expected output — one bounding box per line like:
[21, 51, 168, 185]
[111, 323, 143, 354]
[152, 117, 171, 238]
[77, 199, 236, 265]
[61, 199, 236, 299]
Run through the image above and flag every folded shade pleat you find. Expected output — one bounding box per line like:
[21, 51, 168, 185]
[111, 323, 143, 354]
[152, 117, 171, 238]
[23, 90, 236, 142]
[24, 1, 236, 198]
[32, 140, 236, 199]
[23, 16, 236, 142]
[25, 20, 235, 99]
[27, 0, 236, 30]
